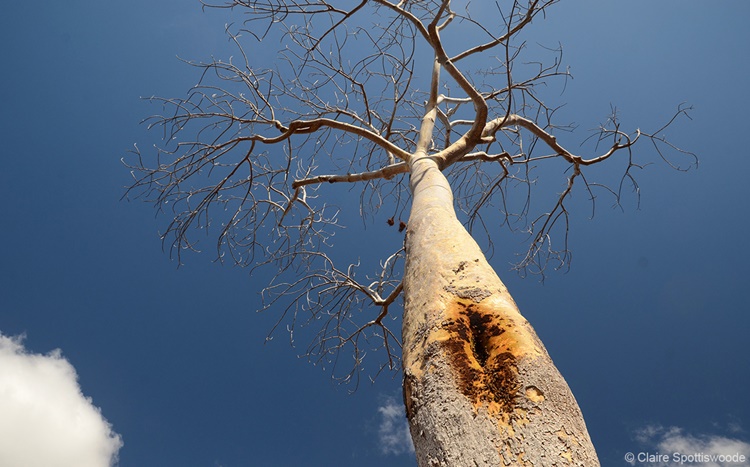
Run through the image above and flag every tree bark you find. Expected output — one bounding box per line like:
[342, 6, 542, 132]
[402, 156, 600, 466]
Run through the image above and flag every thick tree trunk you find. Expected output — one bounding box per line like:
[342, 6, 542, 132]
[402, 157, 599, 466]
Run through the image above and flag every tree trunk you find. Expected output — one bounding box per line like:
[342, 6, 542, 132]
[402, 157, 599, 466]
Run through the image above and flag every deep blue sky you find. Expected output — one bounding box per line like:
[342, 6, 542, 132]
[1, 2, 749, 466]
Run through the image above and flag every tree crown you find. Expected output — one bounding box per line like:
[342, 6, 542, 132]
[125, 0, 695, 384]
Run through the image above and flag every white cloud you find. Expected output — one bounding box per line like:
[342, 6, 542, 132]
[0, 333, 123, 467]
[634, 424, 750, 467]
[377, 397, 414, 456]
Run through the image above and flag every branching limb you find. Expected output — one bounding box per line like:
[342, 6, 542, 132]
[251, 118, 411, 161]
[516, 165, 579, 276]
[461, 105, 695, 275]
[292, 162, 408, 189]
[482, 113, 639, 165]
[451, 0, 557, 63]
[261, 247, 405, 386]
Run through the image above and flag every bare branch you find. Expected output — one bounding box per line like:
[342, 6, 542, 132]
[450, 0, 557, 63]
[292, 162, 408, 189]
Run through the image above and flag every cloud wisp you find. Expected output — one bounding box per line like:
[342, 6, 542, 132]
[0, 332, 123, 467]
[632, 424, 750, 467]
[377, 397, 414, 456]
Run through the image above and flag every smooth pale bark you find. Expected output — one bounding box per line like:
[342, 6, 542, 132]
[402, 157, 599, 466]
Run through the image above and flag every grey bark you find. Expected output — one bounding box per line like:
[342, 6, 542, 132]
[402, 157, 599, 466]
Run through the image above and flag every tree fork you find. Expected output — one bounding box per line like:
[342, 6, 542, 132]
[402, 157, 599, 466]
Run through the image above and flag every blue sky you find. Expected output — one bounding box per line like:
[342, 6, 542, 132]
[1, 2, 749, 466]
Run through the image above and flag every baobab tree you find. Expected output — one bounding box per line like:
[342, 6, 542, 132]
[126, 0, 695, 465]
